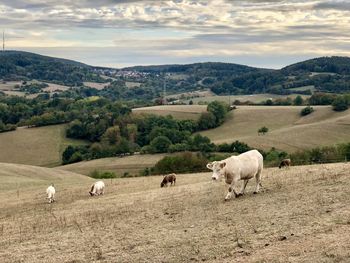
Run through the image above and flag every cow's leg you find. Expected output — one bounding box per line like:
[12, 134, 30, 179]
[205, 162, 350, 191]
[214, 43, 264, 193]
[238, 180, 249, 196]
[225, 178, 239, 201]
[254, 170, 262, 194]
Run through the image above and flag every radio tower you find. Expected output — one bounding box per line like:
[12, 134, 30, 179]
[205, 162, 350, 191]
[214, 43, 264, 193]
[2, 30, 4, 51]
[163, 73, 167, 105]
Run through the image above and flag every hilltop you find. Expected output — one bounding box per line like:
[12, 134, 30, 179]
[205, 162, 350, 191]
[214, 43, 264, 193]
[0, 51, 103, 86]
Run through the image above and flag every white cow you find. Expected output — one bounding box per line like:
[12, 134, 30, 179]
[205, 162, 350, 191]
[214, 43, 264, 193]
[89, 181, 105, 196]
[206, 149, 263, 201]
[46, 184, 56, 203]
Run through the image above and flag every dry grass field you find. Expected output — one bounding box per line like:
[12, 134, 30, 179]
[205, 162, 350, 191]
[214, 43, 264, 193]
[83, 82, 108, 90]
[186, 94, 310, 105]
[125, 81, 141, 88]
[42, 83, 70, 92]
[200, 106, 350, 152]
[58, 153, 171, 176]
[133, 105, 207, 120]
[0, 125, 87, 167]
[0, 81, 23, 91]
[0, 162, 349, 262]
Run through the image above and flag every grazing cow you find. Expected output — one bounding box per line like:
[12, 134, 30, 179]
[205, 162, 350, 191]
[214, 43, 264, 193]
[206, 149, 263, 201]
[279, 158, 291, 169]
[46, 184, 56, 203]
[160, 173, 176, 188]
[89, 181, 105, 196]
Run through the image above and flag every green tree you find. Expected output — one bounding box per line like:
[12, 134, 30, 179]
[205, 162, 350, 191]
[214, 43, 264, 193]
[293, 95, 304, 105]
[197, 112, 216, 130]
[207, 101, 228, 126]
[149, 136, 172, 153]
[332, 96, 348, 111]
[101, 125, 121, 145]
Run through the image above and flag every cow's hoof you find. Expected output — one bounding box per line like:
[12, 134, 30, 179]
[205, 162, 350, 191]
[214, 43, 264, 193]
[236, 193, 243, 198]
[224, 198, 230, 202]
[253, 191, 258, 194]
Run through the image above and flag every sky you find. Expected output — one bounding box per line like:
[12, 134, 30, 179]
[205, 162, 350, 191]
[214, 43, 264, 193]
[1, 0, 350, 69]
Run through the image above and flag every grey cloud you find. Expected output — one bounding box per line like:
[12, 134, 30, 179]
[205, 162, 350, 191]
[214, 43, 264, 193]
[314, 1, 350, 11]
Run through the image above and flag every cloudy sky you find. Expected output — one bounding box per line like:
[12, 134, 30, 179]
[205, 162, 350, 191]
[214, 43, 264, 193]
[1, 0, 350, 68]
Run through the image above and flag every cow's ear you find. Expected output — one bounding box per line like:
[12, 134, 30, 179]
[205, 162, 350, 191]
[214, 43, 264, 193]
[220, 162, 226, 169]
[206, 162, 214, 170]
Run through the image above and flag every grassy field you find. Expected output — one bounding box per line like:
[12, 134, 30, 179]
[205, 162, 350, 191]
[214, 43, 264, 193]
[83, 82, 108, 90]
[125, 81, 141, 88]
[185, 93, 310, 105]
[0, 81, 22, 90]
[0, 125, 87, 167]
[132, 105, 350, 152]
[58, 153, 171, 176]
[133, 105, 207, 120]
[1, 161, 349, 262]
[200, 106, 350, 152]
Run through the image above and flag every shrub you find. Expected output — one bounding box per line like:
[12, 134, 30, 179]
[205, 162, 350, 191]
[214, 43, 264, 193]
[300, 106, 314, 116]
[89, 170, 117, 179]
[152, 152, 208, 174]
[258, 126, 269, 135]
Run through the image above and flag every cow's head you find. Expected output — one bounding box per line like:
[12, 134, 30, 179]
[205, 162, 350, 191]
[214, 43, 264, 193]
[160, 182, 165, 188]
[206, 161, 226, 181]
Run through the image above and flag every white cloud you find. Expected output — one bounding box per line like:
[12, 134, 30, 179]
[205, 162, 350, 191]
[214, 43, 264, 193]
[1, 0, 350, 67]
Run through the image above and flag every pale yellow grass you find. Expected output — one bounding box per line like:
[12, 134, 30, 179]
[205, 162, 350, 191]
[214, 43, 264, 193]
[0, 125, 87, 167]
[187, 93, 310, 104]
[2, 90, 26, 97]
[42, 83, 70, 92]
[200, 106, 350, 152]
[83, 82, 108, 90]
[133, 105, 207, 120]
[0, 162, 349, 262]
[58, 153, 171, 176]
[0, 81, 22, 90]
[125, 81, 141, 88]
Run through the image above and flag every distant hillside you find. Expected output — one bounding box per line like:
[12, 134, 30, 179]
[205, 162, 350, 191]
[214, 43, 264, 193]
[282, 56, 350, 75]
[0, 51, 103, 86]
[1, 52, 350, 99]
[124, 56, 350, 95]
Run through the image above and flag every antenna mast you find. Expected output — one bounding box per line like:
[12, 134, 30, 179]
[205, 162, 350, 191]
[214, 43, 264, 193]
[163, 73, 167, 105]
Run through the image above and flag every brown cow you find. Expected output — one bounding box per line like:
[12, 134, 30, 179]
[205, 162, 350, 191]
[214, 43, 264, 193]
[279, 158, 291, 169]
[160, 173, 176, 188]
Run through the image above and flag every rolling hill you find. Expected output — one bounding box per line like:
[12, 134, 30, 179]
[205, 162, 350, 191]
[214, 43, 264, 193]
[2, 52, 350, 101]
[57, 153, 171, 176]
[200, 105, 350, 152]
[0, 124, 87, 167]
[0, 51, 103, 86]
[0, 162, 92, 192]
[132, 105, 350, 153]
[1, 161, 349, 262]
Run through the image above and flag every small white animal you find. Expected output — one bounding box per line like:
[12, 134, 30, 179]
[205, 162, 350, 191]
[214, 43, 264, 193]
[46, 184, 56, 203]
[89, 181, 105, 196]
